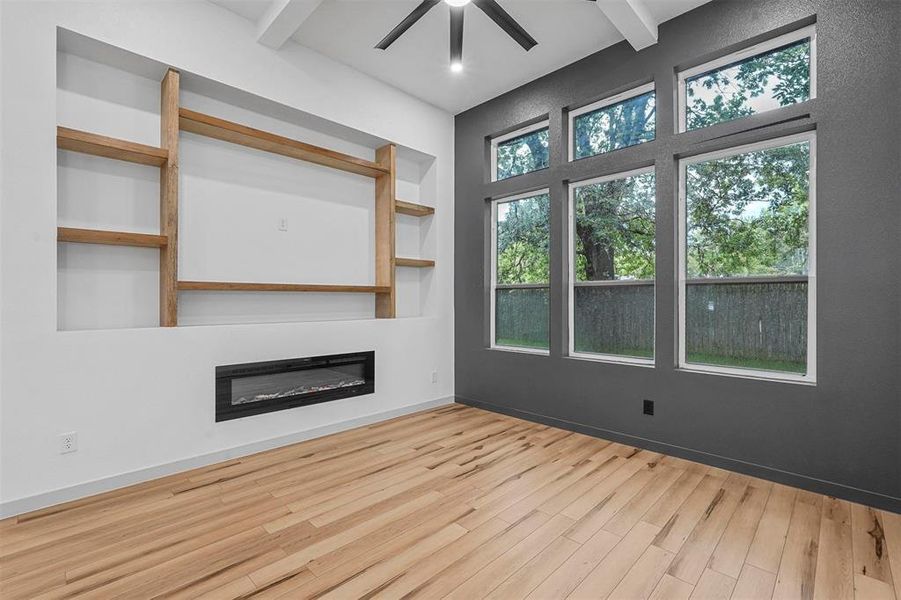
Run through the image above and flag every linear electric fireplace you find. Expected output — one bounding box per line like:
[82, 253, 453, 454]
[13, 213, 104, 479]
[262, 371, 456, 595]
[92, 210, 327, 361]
[215, 351, 375, 422]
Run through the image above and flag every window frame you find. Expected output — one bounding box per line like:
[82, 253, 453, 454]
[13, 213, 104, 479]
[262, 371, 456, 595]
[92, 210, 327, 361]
[677, 131, 817, 384]
[677, 24, 817, 133]
[490, 120, 550, 182]
[490, 188, 552, 355]
[568, 83, 656, 163]
[568, 166, 656, 366]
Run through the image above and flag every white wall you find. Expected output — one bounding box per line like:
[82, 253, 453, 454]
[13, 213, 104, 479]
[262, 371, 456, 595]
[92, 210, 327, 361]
[0, 0, 455, 515]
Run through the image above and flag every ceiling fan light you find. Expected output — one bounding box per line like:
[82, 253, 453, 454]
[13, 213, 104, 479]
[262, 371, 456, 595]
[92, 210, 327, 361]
[444, 0, 470, 6]
[450, 61, 464, 72]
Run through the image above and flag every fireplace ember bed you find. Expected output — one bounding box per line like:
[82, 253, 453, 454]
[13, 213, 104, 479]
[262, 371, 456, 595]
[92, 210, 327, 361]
[215, 351, 374, 421]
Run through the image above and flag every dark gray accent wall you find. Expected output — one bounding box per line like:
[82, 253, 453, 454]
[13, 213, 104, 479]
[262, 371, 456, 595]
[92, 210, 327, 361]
[454, 0, 901, 511]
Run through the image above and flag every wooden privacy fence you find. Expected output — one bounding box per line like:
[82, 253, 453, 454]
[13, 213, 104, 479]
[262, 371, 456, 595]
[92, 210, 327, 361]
[495, 278, 808, 363]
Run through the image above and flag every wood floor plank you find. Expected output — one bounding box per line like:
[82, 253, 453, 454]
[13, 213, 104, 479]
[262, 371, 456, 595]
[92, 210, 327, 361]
[691, 567, 737, 599]
[745, 483, 798, 574]
[444, 513, 574, 599]
[882, 510, 901, 597]
[708, 481, 772, 579]
[667, 474, 751, 585]
[567, 520, 661, 599]
[772, 492, 822, 600]
[524, 527, 621, 599]
[813, 497, 854, 600]
[850, 502, 894, 587]
[649, 573, 695, 600]
[482, 535, 581, 600]
[732, 563, 777, 599]
[608, 543, 675, 600]
[0, 405, 895, 600]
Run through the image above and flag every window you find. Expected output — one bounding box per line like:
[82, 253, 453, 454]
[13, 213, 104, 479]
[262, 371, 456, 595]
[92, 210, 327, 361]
[570, 83, 656, 161]
[679, 132, 815, 381]
[570, 168, 656, 362]
[491, 190, 550, 352]
[491, 121, 549, 181]
[679, 26, 815, 131]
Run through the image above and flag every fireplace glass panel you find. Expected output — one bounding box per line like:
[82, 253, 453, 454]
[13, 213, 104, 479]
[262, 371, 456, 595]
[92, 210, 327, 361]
[231, 363, 367, 406]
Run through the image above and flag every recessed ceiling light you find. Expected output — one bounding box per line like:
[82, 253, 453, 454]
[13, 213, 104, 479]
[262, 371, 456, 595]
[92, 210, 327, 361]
[444, 0, 471, 6]
[450, 61, 464, 73]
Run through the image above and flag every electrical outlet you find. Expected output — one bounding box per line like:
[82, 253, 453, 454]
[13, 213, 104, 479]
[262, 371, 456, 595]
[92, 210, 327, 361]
[60, 432, 78, 454]
[431, 371, 438, 384]
[643, 400, 654, 416]
[278, 217, 288, 232]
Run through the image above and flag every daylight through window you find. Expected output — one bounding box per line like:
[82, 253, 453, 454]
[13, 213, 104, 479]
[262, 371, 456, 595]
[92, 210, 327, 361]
[570, 84, 656, 161]
[571, 168, 656, 361]
[680, 132, 815, 380]
[492, 122, 549, 181]
[492, 190, 551, 351]
[679, 26, 815, 131]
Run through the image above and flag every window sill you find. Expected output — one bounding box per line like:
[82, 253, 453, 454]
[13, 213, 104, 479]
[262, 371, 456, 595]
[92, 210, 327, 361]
[568, 352, 654, 368]
[677, 364, 816, 386]
[488, 345, 549, 356]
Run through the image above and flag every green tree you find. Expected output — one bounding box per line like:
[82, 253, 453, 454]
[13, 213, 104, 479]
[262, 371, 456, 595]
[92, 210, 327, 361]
[574, 92, 655, 159]
[686, 142, 809, 277]
[496, 129, 549, 180]
[496, 194, 550, 284]
[574, 173, 655, 281]
[686, 39, 810, 129]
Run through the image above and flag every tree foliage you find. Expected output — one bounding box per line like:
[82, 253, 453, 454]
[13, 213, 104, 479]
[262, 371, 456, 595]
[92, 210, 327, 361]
[496, 194, 549, 284]
[687, 142, 809, 277]
[496, 128, 549, 180]
[574, 91, 655, 159]
[686, 39, 810, 129]
[574, 173, 655, 281]
[493, 38, 811, 289]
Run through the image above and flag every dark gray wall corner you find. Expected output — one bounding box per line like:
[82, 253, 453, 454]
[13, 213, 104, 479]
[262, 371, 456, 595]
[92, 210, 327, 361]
[454, 0, 901, 511]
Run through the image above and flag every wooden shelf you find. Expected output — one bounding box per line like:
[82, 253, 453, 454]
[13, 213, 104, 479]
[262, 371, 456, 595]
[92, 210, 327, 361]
[395, 257, 435, 268]
[179, 109, 390, 178]
[57, 227, 168, 248]
[395, 199, 435, 217]
[57, 127, 169, 167]
[178, 281, 391, 294]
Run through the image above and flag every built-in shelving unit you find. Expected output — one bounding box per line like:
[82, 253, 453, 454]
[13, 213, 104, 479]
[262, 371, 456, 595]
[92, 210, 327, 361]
[58, 56, 438, 326]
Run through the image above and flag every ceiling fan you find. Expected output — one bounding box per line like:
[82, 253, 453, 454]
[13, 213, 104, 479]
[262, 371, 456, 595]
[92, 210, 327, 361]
[375, 0, 545, 72]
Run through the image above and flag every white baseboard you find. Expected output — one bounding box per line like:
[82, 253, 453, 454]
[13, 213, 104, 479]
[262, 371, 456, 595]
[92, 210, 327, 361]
[0, 396, 454, 519]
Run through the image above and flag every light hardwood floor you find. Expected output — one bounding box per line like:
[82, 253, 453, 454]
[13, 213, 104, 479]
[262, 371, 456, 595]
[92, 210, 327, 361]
[1, 405, 898, 599]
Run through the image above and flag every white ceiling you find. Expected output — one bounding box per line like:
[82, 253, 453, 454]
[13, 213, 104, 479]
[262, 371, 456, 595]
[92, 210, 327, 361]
[209, 0, 713, 114]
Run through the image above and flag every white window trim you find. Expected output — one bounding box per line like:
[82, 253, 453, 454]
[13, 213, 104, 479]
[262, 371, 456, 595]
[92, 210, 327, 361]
[568, 82, 656, 163]
[677, 131, 817, 384]
[490, 120, 550, 182]
[568, 166, 656, 366]
[677, 24, 817, 133]
[490, 188, 551, 354]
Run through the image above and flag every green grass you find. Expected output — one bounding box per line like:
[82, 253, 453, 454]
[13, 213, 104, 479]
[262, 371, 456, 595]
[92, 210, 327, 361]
[496, 337, 548, 350]
[686, 352, 806, 374]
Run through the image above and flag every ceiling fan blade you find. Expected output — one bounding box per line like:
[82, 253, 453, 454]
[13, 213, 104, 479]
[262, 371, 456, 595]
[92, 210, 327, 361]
[375, 0, 441, 50]
[450, 6, 464, 64]
[472, 0, 537, 51]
